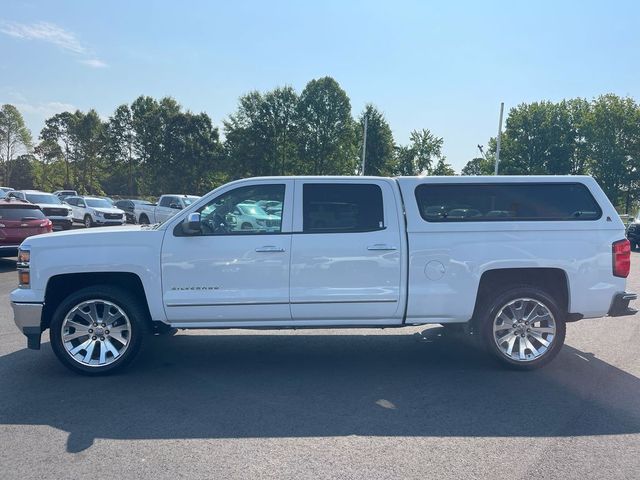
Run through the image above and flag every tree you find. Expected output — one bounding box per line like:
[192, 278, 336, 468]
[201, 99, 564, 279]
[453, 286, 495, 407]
[431, 157, 456, 175]
[224, 87, 299, 178]
[40, 111, 77, 188]
[104, 105, 135, 195]
[585, 94, 640, 210]
[357, 104, 395, 176]
[393, 129, 443, 175]
[297, 77, 357, 175]
[461, 157, 493, 175]
[0, 104, 32, 185]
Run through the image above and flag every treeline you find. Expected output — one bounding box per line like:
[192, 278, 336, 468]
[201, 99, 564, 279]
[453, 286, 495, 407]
[1, 80, 639, 211]
[462, 95, 640, 211]
[0, 76, 451, 197]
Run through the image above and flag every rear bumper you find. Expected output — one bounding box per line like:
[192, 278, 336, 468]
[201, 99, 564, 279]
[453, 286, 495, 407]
[608, 292, 638, 317]
[11, 301, 43, 349]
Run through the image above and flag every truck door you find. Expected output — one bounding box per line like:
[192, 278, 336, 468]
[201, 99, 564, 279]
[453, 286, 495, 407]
[156, 196, 177, 223]
[289, 179, 404, 324]
[161, 180, 293, 324]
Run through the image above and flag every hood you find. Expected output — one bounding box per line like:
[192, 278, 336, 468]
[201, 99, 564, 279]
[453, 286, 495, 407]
[20, 224, 148, 248]
[36, 203, 71, 210]
[92, 207, 125, 214]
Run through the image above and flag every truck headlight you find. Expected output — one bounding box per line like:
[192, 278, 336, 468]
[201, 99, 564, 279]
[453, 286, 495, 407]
[18, 248, 30, 288]
[94, 211, 104, 217]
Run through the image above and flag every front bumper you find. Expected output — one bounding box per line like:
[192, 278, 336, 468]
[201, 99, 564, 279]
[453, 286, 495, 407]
[50, 217, 73, 230]
[11, 302, 43, 349]
[608, 292, 638, 317]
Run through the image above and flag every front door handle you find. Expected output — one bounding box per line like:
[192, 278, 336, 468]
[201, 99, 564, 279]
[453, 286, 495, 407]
[367, 244, 397, 251]
[255, 246, 285, 253]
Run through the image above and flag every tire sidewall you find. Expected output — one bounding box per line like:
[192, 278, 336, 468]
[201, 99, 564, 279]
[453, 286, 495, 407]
[49, 286, 145, 375]
[479, 286, 566, 370]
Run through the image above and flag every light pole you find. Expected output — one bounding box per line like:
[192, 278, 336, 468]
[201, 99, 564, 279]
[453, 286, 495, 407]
[361, 114, 368, 175]
[495, 102, 504, 175]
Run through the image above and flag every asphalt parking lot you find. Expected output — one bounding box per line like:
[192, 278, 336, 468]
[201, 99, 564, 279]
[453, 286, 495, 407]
[1, 256, 639, 480]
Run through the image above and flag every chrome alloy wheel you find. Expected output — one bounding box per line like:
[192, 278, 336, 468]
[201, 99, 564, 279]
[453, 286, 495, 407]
[492, 298, 557, 362]
[61, 299, 132, 367]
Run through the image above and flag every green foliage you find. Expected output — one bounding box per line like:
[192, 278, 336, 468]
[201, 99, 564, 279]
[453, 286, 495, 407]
[297, 77, 358, 175]
[0, 104, 32, 185]
[393, 129, 444, 175]
[357, 104, 395, 176]
[431, 157, 456, 176]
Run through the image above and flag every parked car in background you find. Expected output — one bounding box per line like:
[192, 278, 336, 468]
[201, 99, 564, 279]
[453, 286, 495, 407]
[64, 196, 126, 228]
[0, 187, 14, 194]
[134, 194, 199, 224]
[227, 202, 281, 231]
[8, 190, 73, 230]
[626, 211, 640, 249]
[114, 199, 154, 224]
[0, 198, 52, 257]
[53, 190, 78, 202]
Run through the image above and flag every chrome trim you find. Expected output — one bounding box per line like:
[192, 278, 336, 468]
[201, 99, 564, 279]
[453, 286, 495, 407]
[11, 302, 43, 332]
[166, 299, 398, 307]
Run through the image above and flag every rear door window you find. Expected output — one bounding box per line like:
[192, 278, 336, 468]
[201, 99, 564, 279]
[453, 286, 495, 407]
[302, 184, 384, 233]
[415, 183, 602, 222]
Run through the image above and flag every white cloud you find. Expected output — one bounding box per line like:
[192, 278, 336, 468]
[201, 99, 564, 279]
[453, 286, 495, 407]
[15, 101, 76, 118]
[80, 58, 108, 68]
[1, 20, 107, 68]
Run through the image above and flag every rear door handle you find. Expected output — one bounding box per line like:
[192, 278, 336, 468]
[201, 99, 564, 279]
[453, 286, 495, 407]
[255, 246, 286, 253]
[367, 244, 397, 251]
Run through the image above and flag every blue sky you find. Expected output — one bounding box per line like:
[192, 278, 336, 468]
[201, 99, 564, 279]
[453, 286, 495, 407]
[1, 0, 639, 172]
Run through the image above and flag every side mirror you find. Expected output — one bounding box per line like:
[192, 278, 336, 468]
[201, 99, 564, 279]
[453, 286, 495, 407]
[170, 203, 182, 210]
[183, 212, 201, 235]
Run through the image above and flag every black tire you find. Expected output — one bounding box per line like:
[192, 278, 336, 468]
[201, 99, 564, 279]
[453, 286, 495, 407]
[139, 214, 149, 225]
[84, 215, 93, 228]
[241, 222, 253, 230]
[477, 286, 566, 370]
[49, 285, 147, 375]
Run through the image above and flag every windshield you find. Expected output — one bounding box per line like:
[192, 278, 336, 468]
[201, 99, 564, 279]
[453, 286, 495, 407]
[183, 196, 199, 206]
[0, 207, 45, 220]
[86, 199, 113, 208]
[25, 193, 61, 204]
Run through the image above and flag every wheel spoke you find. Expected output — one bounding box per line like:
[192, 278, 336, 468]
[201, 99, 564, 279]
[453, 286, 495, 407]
[109, 331, 129, 346]
[529, 331, 551, 347]
[98, 342, 107, 365]
[103, 338, 120, 358]
[83, 340, 97, 363]
[63, 330, 89, 342]
[505, 335, 517, 356]
[518, 337, 526, 360]
[524, 337, 540, 356]
[69, 338, 92, 355]
[497, 332, 516, 345]
[530, 326, 555, 334]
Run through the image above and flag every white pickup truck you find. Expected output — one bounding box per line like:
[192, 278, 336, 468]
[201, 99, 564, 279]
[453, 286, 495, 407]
[11, 175, 637, 375]
[134, 194, 199, 224]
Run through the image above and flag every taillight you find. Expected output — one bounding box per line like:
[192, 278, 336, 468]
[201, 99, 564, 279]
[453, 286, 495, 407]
[613, 239, 631, 278]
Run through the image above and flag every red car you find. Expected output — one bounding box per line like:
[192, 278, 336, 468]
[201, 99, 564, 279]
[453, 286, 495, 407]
[0, 199, 52, 257]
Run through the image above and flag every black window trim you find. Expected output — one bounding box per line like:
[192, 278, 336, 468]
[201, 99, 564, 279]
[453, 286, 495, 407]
[414, 181, 603, 223]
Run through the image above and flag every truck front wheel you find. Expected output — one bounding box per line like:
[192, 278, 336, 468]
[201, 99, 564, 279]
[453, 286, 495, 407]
[49, 286, 146, 375]
[478, 287, 566, 370]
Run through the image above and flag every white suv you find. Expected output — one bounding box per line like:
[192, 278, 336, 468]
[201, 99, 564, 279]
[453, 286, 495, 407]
[65, 196, 126, 228]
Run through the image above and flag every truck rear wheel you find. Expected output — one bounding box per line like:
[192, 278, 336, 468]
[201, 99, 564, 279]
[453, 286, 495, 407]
[478, 286, 566, 370]
[139, 214, 149, 225]
[49, 285, 146, 375]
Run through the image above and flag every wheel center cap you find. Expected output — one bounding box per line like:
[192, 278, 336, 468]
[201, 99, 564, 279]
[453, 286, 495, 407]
[95, 327, 105, 336]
